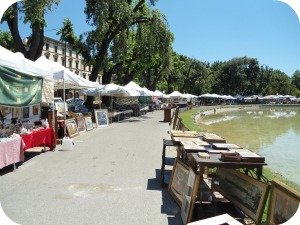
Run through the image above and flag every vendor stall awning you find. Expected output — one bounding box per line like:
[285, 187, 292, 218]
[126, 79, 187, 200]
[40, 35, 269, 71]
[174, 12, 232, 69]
[0, 65, 43, 107]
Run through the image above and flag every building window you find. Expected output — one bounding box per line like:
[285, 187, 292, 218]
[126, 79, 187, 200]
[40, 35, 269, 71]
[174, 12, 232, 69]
[54, 46, 58, 53]
[54, 57, 58, 62]
[46, 55, 49, 59]
[69, 50, 72, 57]
[62, 48, 65, 56]
[83, 73, 86, 79]
[76, 52, 79, 58]
[45, 43, 49, 50]
[83, 64, 86, 71]
[69, 60, 72, 68]
[62, 59, 66, 66]
[76, 62, 79, 69]
[89, 66, 91, 72]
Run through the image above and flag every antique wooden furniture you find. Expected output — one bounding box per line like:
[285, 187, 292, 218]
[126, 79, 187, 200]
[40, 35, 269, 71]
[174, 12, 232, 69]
[161, 139, 180, 187]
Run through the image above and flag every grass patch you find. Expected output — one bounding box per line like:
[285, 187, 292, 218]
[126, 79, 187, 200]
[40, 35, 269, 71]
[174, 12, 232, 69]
[181, 107, 300, 224]
[179, 108, 205, 132]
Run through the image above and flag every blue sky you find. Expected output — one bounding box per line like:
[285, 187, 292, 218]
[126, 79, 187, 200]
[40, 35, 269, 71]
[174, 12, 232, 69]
[1, 0, 300, 76]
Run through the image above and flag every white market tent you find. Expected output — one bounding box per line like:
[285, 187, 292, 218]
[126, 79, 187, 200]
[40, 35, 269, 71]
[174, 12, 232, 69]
[80, 83, 131, 97]
[168, 91, 184, 98]
[0, 46, 54, 103]
[123, 81, 148, 96]
[182, 93, 198, 99]
[35, 56, 100, 91]
[142, 87, 155, 96]
[153, 90, 164, 98]
[199, 93, 220, 98]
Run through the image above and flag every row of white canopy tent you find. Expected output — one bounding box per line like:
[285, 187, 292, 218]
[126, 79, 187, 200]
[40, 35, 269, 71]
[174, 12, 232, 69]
[199, 93, 236, 100]
[0, 46, 100, 103]
[80, 81, 198, 100]
[0, 45, 198, 101]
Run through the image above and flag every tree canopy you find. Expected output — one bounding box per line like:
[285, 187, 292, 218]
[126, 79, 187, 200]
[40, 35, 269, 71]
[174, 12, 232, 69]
[2, 0, 60, 60]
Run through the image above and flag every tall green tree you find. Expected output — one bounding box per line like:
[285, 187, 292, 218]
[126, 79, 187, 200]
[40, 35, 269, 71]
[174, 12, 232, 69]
[266, 70, 292, 95]
[134, 10, 173, 90]
[1, 0, 60, 60]
[0, 30, 16, 51]
[60, 0, 157, 108]
[291, 70, 300, 90]
[212, 57, 260, 95]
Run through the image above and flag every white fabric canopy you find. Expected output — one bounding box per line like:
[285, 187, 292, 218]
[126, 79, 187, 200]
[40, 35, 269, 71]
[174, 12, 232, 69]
[153, 90, 164, 98]
[0, 46, 54, 103]
[35, 56, 100, 90]
[142, 87, 155, 96]
[81, 83, 131, 97]
[124, 81, 147, 96]
[168, 91, 184, 98]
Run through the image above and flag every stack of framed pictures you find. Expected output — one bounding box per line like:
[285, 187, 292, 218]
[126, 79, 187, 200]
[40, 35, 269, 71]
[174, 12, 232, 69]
[168, 158, 200, 224]
[65, 115, 94, 138]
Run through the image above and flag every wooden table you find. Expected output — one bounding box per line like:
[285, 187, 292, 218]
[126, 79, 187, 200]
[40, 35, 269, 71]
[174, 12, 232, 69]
[173, 136, 210, 161]
[187, 152, 267, 209]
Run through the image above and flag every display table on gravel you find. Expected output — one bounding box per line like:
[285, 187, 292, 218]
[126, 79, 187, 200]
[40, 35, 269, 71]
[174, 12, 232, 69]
[21, 128, 56, 151]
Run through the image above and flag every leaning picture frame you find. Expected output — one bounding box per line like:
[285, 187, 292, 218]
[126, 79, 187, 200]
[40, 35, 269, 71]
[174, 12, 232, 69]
[181, 168, 200, 224]
[267, 179, 300, 225]
[65, 118, 79, 137]
[76, 115, 86, 133]
[22, 106, 30, 119]
[168, 158, 189, 206]
[55, 102, 68, 114]
[213, 168, 270, 224]
[84, 116, 94, 131]
[94, 109, 109, 128]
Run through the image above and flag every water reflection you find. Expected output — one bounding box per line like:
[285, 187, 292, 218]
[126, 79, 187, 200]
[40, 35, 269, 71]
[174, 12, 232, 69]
[198, 106, 300, 185]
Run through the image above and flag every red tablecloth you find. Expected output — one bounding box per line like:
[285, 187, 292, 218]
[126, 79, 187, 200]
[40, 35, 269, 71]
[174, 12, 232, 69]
[0, 137, 25, 169]
[21, 128, 56, 151]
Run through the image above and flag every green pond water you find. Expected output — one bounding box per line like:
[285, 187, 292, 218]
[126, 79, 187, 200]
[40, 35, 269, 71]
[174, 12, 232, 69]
[198, 106, 300, 185]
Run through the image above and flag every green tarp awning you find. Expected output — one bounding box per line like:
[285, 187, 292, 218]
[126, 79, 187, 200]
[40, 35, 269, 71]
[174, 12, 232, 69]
[0, 65, 43, 107]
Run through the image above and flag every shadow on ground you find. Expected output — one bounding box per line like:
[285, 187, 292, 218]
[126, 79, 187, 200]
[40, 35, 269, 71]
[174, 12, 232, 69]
[147, 169, 183, 225]
[0, 152, 44, 176]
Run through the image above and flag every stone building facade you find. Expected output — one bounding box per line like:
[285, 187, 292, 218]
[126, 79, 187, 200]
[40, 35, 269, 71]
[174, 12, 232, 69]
[42, 36, 101, 84]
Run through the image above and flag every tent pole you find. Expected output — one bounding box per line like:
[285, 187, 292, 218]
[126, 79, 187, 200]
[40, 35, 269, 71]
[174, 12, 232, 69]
[99, 91, 102, 109]
[63, 76, 66, 137]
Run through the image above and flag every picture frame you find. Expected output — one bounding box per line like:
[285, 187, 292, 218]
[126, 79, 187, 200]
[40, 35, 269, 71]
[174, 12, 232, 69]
[22, 106, 30, 119]
[32, 104, 39, 115]
[65, 118, 79, 137]
[94, 109, 109, 128]
[168, 158, 189, 206]
[84, 116, 94, 131]
[267, 179, 300, 225]
[76, 115, 86, 133]
[55, 102, 68, 114]
[181, 168, 200, 224]
[12, 107, 22, 119]
[213, 168, 270, 224]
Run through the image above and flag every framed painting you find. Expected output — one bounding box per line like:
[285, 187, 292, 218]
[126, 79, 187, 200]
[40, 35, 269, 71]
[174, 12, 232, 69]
[22, 107, 30, 119]
[55, 102, 68, 114]
[32, 104, 39, 115]
[12, 108, 22, 119]
[181, 168, 200, 224]
[94, 109, 109, 128]
[213, 168, 270, 224]
[84, 116, 94, 131]
[168, 158, 189, 206]
[65, 118, 79, 137]
[267, 179, 300, 225]
[76, 115, 86, 133]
